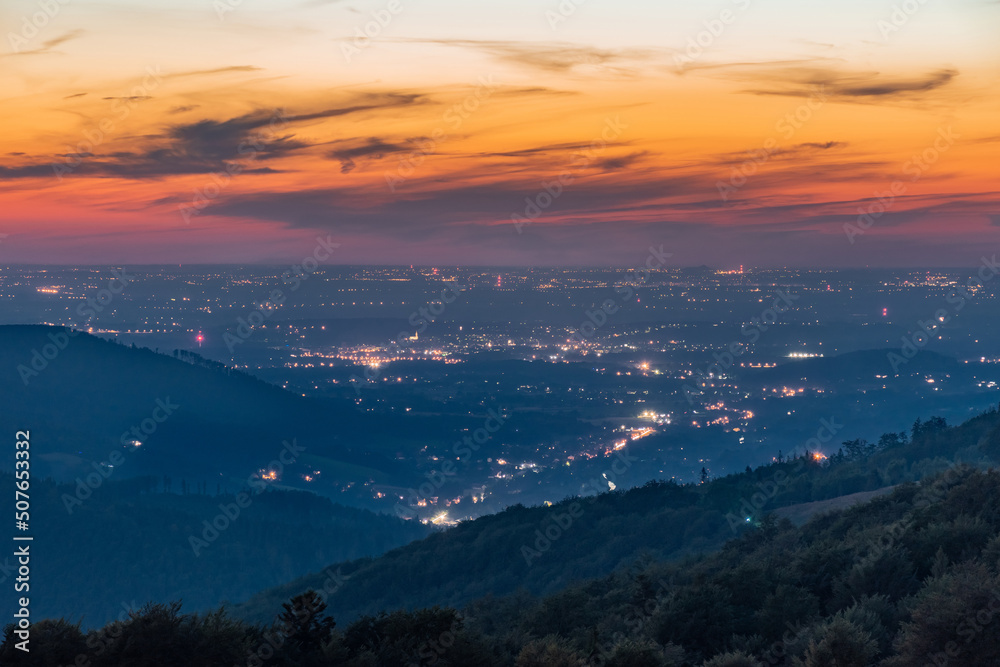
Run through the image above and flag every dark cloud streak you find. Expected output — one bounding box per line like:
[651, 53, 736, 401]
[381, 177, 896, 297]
[0, 93, 426, 179]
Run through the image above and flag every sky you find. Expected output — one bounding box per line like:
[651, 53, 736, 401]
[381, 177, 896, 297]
[1, 0, 999, 267]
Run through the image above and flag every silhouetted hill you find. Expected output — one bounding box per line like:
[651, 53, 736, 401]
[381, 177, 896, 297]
[0, 325, 433, 505]
[0, 473, 430, 627]
[233, 408, 1000, 626]
[12, 426, 1000, 665]
[447, 464, 1000, 665]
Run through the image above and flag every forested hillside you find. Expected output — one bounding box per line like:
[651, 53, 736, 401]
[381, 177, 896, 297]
[0, 325, 482, 506]
[0, 474, 428, 627]
[6, 407, 1000, 665]
[8, 464, 1000, 665]
[233, 409, 1000, 624]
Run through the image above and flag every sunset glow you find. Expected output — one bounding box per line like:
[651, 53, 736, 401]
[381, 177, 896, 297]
[2, 0, 998, 266]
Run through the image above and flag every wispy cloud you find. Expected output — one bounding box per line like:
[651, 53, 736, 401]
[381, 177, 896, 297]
[4, 29, 84, 58]
[396, 38, 654, 75]
[165, 66, 265, 80]
[0, 93, 426, 179]
[679, 59, 960, 104]
[328, 137, 411, 173]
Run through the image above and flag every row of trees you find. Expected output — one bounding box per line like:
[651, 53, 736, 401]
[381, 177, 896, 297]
[8, 466, 1000, 665]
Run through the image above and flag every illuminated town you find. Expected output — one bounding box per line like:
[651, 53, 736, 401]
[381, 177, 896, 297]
[2, 264, 998, 522]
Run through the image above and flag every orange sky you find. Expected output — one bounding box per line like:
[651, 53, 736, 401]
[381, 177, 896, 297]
[1, 0, 998, 266]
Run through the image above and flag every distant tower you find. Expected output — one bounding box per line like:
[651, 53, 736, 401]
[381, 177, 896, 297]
[196, 331, 204, 348]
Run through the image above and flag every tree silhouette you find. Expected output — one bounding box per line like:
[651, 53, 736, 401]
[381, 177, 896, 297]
[277, 590, 336, 659]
